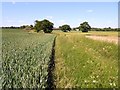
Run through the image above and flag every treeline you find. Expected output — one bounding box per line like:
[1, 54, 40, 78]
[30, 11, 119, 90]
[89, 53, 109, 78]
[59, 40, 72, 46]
[73, 27, 119, 32]
[1, 19, 119, 32]
[1, 25, 34, 30]
[2, 26, 21, 29]
[2, 26, 119, 32]
[90, 27, 119, 31]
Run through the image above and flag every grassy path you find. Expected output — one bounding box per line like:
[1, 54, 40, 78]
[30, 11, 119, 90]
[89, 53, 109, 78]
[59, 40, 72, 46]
[54, 31, 118, 88]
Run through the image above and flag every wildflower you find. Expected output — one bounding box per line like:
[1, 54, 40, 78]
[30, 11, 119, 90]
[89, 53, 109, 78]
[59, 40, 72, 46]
[103, 48, 105, 50]
[83, 66, 85, 68]
[40, 79, 42, 83]
[109, 83, 112, 86]
[113, 83, 116, 86]
[84, 80, 87, 83]
[96, 75, 99, 78]
[93, 80, 97, 83]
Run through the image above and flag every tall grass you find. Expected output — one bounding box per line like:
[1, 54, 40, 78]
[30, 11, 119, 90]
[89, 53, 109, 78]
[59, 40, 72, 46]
[55, 32, 118, 88]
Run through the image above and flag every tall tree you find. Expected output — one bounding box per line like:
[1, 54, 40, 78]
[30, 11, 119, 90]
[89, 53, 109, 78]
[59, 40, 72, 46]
[79, 22, 91, 32]
[34, 19, 54, 33]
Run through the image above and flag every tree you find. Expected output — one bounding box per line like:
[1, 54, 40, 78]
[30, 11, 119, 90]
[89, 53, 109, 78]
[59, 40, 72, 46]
[30, 25, 33, 28]
[41, 19, 54, 33]
[59, 24, 71, 32]
[20, 25, 26, 29]
[73, 28, 76, 31]
[79, 22, 91, 32]
[34, 20, 41, 32]
[34, 19, 54, 33]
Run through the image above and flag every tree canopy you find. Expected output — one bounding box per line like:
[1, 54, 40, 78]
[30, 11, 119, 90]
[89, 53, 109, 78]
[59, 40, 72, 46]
[59, 24, 71, 32]
[79, 22, 91, 32]
[34, 19, 54, 33]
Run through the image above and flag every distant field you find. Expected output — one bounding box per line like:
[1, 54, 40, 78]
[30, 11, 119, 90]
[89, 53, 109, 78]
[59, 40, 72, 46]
[53, 30, 118, 36]
[86, 31, 118, 36]
[1, 29, 119, 88]
[54, 31, 118, 88]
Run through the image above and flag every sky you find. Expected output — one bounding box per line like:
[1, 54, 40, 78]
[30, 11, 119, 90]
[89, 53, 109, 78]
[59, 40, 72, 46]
[2, 2, 118, 28]
[2, 0, 120, 2]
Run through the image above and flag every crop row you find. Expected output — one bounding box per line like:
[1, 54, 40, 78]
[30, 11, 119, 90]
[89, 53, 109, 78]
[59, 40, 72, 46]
[2, 30, 56, 88]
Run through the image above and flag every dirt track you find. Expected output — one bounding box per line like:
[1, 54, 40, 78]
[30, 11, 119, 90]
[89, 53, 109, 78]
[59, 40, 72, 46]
[86, 35, 119, 44]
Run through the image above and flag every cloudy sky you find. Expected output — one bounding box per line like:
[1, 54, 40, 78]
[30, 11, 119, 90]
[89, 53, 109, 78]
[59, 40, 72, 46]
[2, 2, 118, 28]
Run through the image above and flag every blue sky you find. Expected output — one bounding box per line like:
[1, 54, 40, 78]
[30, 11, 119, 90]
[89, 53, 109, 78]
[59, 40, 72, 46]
[2, 2, 118, 28]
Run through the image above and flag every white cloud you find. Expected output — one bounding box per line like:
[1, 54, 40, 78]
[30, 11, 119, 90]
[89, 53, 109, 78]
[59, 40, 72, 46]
[86, 9, 93, 13]
[46, 16, 53, 19]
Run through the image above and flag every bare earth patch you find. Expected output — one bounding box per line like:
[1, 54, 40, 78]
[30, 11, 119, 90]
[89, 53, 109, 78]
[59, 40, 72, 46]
[86, 35, 118, 44]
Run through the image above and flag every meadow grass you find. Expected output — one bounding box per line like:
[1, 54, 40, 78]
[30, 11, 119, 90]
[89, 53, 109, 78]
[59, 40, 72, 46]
[54, 31, 118, 88]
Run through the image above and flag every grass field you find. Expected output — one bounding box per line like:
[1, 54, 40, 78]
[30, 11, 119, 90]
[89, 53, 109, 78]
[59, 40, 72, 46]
[54, 31, 118, 88]
[85, 31, 118, 37]
[1, 29, 119, 88]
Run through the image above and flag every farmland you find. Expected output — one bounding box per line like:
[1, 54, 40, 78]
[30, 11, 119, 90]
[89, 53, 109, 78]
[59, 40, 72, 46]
[1, 29, 119, 88]
[2, 29, 56, 88]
